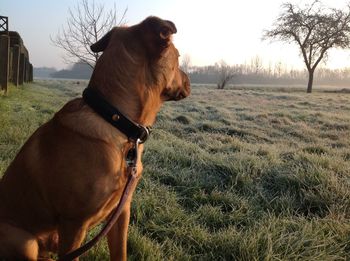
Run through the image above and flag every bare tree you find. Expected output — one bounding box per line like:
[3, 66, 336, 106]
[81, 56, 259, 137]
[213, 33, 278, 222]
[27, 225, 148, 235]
[180, 54, 192, 74]
[216, 60, 235, 89]
[51, 0, 127, 68]
[274, 61, 284, 78]
[263, 1, 350, 93]
[251, 55, 263, 74]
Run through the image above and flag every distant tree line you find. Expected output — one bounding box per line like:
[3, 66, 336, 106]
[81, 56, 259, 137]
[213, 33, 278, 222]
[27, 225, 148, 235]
[34, 62, 92, 79]
[187, 61, 350, 87]
[34, 59, 350, 87]
[50, 62, 93, 79]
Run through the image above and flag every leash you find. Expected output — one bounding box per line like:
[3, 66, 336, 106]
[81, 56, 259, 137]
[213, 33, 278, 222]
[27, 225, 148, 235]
[58, 87, 151, 260]
[58, 139, 141, 261]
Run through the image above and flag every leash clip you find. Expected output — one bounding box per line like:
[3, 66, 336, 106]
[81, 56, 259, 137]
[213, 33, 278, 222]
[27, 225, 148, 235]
[126, 138, 141, 171]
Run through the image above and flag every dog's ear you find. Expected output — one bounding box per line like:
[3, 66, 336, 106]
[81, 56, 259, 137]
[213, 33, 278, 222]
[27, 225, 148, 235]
[90, 30, 113, 53]
[139, 16, 177, 59]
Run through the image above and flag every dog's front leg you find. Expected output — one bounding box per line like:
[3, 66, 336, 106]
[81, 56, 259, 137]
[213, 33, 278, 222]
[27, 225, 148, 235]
[107, 202, 131, 261]
[58, 221, 87, 261]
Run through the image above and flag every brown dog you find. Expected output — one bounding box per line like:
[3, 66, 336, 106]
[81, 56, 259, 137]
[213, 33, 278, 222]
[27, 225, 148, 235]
[0, 16, 190, 260]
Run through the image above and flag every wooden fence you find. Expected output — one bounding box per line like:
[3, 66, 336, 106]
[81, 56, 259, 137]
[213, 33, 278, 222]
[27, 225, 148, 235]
[0, 16, 33, 93]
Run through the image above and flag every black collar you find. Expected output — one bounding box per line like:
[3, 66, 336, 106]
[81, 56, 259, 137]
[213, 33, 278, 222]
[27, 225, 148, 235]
[82, 87, 151, 143]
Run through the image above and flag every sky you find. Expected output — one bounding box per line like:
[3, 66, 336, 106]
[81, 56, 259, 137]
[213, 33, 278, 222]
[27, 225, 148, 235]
[2, 0, 350, 70]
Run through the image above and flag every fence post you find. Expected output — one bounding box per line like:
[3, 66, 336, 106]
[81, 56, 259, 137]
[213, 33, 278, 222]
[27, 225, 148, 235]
[29, 63, 33, 82]
[19, 53, 25, 85]
[11, 44, 20, 86]
[24, 58, 28, 82]
[0, 34, 9, 93]
[25, 59, 30, 82]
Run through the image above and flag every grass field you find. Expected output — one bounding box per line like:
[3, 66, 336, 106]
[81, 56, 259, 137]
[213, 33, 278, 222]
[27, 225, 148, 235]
[0, 81, 349, 260]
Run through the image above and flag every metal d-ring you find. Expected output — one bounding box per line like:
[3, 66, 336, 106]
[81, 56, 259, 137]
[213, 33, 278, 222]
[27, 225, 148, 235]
[138, 126, 150, 144]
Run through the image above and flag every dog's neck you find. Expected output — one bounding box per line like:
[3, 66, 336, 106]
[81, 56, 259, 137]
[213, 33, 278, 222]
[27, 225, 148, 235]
[90, 83, 162, 127]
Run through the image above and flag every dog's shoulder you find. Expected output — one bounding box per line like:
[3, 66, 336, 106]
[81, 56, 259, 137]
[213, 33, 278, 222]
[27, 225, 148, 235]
[53, 98, 126, 145]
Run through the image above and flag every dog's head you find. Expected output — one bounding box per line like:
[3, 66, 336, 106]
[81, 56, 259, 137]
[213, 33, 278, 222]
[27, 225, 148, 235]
[90, 16, 190, 103]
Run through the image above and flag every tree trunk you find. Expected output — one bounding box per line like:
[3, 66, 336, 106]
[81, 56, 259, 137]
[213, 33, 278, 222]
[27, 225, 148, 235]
[307, 69, 314, 93]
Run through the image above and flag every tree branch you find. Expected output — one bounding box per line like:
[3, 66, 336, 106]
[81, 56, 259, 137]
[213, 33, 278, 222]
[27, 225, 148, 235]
[51, 0, 127, 68]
